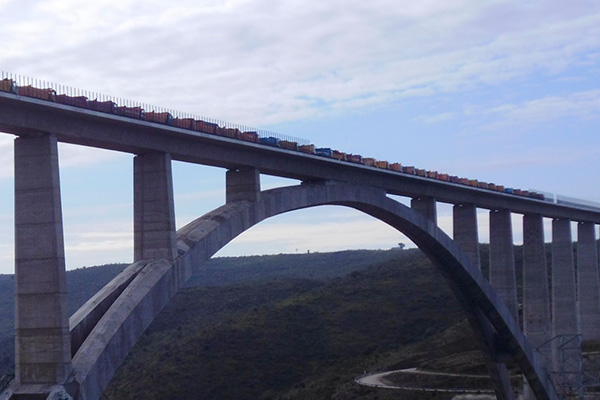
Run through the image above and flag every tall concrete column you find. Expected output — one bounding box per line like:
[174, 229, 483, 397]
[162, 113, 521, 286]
[522, 214, 551, 350]
[411, 196, 437, 224]
[453, 203, 480, 270]
[551, 218, 580, 376]
[14, 134, 72, 385]
[489, 209, 518, 320]
[134, 152, 177, 261]
[577, 222, 600, 342]
[226, 168, 260, 203]
[552, 219, 579, 338]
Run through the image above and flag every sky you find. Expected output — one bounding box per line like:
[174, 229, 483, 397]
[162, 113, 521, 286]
[0, 0, 598, 274]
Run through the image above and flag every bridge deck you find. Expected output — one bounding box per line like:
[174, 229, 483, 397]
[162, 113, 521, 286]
[1, 91, 599, 223]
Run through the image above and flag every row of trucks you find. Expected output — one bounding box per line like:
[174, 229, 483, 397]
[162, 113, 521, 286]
[0, 78, 545, 201]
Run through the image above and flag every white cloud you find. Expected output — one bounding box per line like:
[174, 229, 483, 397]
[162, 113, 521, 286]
[485, 90, 600, 126]
[0, 1, 598, 125]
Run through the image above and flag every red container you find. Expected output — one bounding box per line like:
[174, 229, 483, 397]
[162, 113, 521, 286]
[375, 160, 389, 169]
[222, 128, 241, 139]
[172, 118, 195, 129]
[241, 131, 259, 143]
[194, 120, 218, 134]
[116, 106, 144, 119]
[88, 100, 117, 113]
[389, 163, 402, 172]
[55, 94, 89, 108]
[346, 154, 362, 163]
[144, 111, 173, 124]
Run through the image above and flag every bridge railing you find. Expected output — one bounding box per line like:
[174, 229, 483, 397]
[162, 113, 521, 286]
[0, 71, 309, 145]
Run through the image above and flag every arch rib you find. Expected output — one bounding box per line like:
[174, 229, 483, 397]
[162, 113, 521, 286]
[65, 183, 558, 400]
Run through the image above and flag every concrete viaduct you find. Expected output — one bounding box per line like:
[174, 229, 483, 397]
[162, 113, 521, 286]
[0, 88, 599, 400]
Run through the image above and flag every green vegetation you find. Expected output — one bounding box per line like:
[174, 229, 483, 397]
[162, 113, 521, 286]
[104, 249, 471, 400]
[1, 245, 563, 399]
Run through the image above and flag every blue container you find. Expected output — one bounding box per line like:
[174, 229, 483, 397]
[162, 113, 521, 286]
[315, 147, 333, 157]
[259, 137, 280, 147]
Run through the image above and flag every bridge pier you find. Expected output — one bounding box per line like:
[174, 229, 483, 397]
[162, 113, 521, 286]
[522, 214, 552, 400]
[411, 196, 436, 223]
[576, 222, 600, 342]
[551, 218, 581, 393]
[551, 219, 579, 341]
[453, 203, 481, 270]
[522, 214, 552, 350]
[13, 134, 72, 388]
[489, 209, 518, 320]
[133, 152, 177, 261]
[226, 168, 260, 203]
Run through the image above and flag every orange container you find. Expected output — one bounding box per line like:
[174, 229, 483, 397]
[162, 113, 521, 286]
[17, 85, 56, 101]
[389, 163, 402, 172]
[362, 158, 376, 166]
[299, 144, 315, 154]
[280, 140, 298, 151]
[332, 150, 346, 160]
[0, 79, 16, 93]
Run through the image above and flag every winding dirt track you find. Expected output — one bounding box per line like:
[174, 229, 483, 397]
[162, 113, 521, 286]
[355, 368, 495, 394]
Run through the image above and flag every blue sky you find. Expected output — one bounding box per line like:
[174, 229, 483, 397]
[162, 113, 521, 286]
[0, 0, 598, 273]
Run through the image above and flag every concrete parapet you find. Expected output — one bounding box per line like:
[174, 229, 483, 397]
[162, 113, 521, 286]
[14, 134, 72, 386]
[453, 203, 480, 270]
[489, 209, 518, 320]
[133, 153, 177, 261]
[577, 222, 600, 342]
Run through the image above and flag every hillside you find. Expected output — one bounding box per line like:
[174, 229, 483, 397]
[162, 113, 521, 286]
[104, 249, 471, 400]
[0, 249, 406, 379]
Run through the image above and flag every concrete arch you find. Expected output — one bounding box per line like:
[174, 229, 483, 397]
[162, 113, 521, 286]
[68, 183, 558, 400]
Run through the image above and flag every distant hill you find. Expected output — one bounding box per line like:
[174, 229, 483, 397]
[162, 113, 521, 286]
[0, 263, 128, 377]
[0, 249, 408, 379]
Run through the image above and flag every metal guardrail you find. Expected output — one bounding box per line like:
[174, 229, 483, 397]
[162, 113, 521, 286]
[1, 71, 310, 145]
